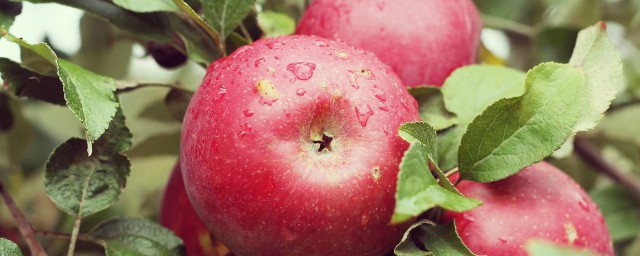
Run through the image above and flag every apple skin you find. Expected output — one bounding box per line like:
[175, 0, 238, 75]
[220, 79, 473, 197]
[296, 0, 482, 87]
[443, 161, 614, 256]
[159, 164, 229, 256]
[181, 35, 420, 256]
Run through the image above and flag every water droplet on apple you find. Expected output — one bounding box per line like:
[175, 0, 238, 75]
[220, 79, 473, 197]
[296, 88, 306, 96]
[462, 213, 475, 222]
[254, 58, 266, 67]
[243, 109, 255, 117]
[383, 125, 390, 136]
[355, 104, 374, 127]
[400, 97, 409, 110]
[314, 40, 329, 47]
[578, 196, 590, 212]
[498, 237, 508, 243]
[237, 122, 252, 138]
[213, 86, 226, 101]
[360, 214, 370, 226]
[378, 103, 389, 112]
[286, 62, 316, 80]
[376, 2, 386, 11]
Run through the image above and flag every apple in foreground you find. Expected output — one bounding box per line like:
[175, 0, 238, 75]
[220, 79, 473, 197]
[159, 164, 229, 256]
[443, 161, 614, 256]
[296, 0, 482, 87]
[180, 35, 420, 255]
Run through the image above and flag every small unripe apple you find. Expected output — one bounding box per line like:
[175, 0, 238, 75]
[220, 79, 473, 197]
[296, 0, 482, 87]
[443, 161, 614, 256]
[159, 164, 229, 256]
[181, 35, 420, 256]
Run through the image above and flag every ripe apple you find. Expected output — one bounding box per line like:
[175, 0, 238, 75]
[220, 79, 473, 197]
[296, 0, 482, 87]
[443, 161, 614, 256]
[159, 164, 229, 256]
[181, 35, 420, 255]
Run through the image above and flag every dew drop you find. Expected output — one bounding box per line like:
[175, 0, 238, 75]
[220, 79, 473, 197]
[243, 109, 255, 117]
[237, 122, 253, 138]
[578, 196, 590, 212]
[296, 88, 306, 96]
[400, 97, 409, 110]
[462, 213, 476, 222]
[360, 214, 370, 226]
[286, 62, 317, 80]
[383, 125, 390, 136]
[254, 58, 266, 67]
[378, 103, 389, 112]
[498, 237, 508, 243]
[213, 86, 226, 101]
[376, 2, 386, 11]
[314, 40, 329, 47]
[355, 104, 374, 127]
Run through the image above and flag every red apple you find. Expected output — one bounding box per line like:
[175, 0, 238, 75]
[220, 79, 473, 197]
[296, 0, 482, 87]
[181, 35, 420, 255]
[443, 161, 614, 256]
[160, 164, 229, 256]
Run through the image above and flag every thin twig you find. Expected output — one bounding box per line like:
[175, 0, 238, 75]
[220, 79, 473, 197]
[35, 230, 98, 243]
[574, 136, 640, 203]
[172, 0, 226, 56]
[114, 81, 192, 94]
[0, 181, 47, 256]
[239, 24, 253, 44]
[481, 14, 536, 38]
[66, 215, 82, 256]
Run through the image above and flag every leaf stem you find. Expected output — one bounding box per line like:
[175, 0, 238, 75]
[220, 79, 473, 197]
[574, 136, 640, 203]
[239, 24, 253, 43]
[114, 81, 193, 94]
[0, 181, 47, 256]
[66, 215, 82, 256]
[172, 0, 227, 56]
[481, 14, 536, 38]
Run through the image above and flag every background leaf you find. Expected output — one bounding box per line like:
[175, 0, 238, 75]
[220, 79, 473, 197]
[459, 63, 586, 182]
[203, 0, 257, 38]
[90, 217, 183, 256]
[0, 238, 22, 256]
[0, 0, 21, 35]
[0, 58, 65, 105]
[113, 0, 181, 13]
[590, 186, 640, 242]
[256, 10, 295, 38]
[569, 22, 625, 132]
[408, 86, 456, 131]
[395, 220, 476, 256]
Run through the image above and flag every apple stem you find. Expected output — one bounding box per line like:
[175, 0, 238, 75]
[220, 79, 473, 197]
[312, 134, 334, 152]
[574, 136, 640, 203]
[0, 181, 47, 256]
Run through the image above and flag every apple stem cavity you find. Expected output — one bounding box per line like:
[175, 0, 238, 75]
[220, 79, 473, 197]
[312, 133, 334, 152]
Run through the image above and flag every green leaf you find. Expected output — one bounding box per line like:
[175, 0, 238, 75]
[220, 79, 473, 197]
[128, 131, 181, 158]
[90, 217, 183, 256]
[393, 143, 480, 223]
[0, 96, 34, 167]
[2, 32, 119, 152]
[525, 239, 598, 256]
[0, 238, 22, 256]
[442, 65, 526, 123]
[438, 65, 525, 169]
[113, 0, 181, 13]
[257, 11, 295, 38]
[58, 59, 118, 146]
[546, 0, 601, 28]
[458, 63, 586, 182]
[45, 138, 130, 217]
[202, 0, 257, 38]
[164, 88, 193, 123]
[398, 122, 438, 160]
[0, 58, 65, 105]
[395, 220, 476, 256]
[590, 186, 640, 242]
[0, 0, 21, 35]
[569, 22, 625, 132]
[408, 86, 456, 131]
